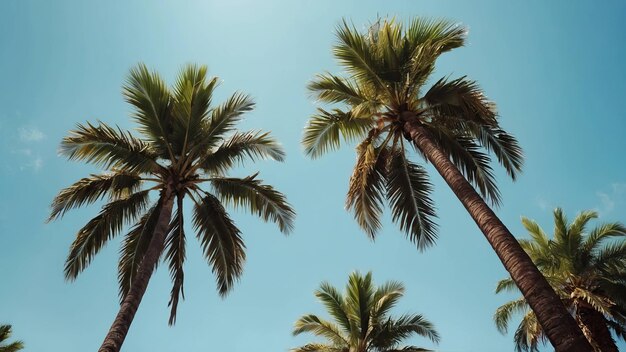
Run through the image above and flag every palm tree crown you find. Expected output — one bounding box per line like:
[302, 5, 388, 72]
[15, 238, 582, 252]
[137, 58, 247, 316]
[302, 17, 593, 351]
[302, 17, 522, 249]
[0, 325, 23, 352]
[292, 272, 440, 352]
[49, 63, 295, 325]
[494, 208, 626, 351]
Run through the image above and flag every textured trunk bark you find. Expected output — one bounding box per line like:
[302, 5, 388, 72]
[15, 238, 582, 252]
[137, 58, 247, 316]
[98, 188, 175, 352]
[404, 122, 592, 352]
[576, 302, 617, 352]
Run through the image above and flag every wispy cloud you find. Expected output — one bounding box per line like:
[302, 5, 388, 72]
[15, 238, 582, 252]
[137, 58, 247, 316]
[596, 182, 626, 214]
[19, 126, 45, 142]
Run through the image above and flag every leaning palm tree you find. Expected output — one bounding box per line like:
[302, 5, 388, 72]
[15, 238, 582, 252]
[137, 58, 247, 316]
[48, 63, 295, 352]
[302, 17, 590, 350]
[292, 272, 439, 352]
[494, 208, 626, 352]
[0, 325, 23, 352]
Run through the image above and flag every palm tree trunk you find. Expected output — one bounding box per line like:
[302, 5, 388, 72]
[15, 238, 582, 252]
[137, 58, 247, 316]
[98, 188, 175, 352]
[575, 302, 618, 352]
[403, 122, 592, 352]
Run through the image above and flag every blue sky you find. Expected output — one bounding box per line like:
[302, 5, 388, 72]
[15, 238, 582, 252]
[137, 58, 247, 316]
[1, 1, 626, 351]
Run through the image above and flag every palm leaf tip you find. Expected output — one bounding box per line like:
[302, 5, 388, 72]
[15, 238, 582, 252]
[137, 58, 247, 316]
[210, 174, 296, 234]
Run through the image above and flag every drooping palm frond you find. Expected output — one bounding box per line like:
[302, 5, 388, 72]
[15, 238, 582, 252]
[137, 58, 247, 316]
[370, 280, 404, 325]
[513, 311, 544, 352]
[429, 129, 501, 205]
[209, 173, 295, 234]
[165, 195, 186, 325]
[202, 130, 285, 174]
[117, 201, 163, 299]
[65, 190, 151, 280]
[346, 137, 388, 237]
[48, 172, 143, 222]
[303, 109, 373, 158]
[0, 325, 23, 352]
[193, 193, 245, 296]
[59, 122, 160, 174]
[494, 298, 531, 334]
[385, 149, 437, 250]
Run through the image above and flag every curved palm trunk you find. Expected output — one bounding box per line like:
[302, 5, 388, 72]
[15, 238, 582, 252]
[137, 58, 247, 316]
[404, 122, 591, 352]
[575, 302, 617, 352]
[98, 189, 175, 352]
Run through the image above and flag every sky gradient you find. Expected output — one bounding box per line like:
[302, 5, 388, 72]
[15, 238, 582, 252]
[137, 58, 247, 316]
[1, 1, 626, 351]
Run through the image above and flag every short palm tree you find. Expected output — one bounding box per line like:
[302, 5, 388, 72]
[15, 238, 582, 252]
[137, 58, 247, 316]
[292, 272, 439, 352]
[302, 17, 590, 350]
[0, 325, 23, 352]
[48, 63, 295, 352]
[494, 208, 626, 352]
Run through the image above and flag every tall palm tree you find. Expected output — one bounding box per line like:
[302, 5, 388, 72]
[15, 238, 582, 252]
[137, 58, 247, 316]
[494, 208, 626, 352]
[302, 17, 590, 351]
[48, 63, 295, 352]
[292, 272, 439, 352]
[0, 325, 23, 352]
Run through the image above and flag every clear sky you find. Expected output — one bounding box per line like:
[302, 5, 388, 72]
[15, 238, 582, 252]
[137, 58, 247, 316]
[1, 1, 625, 351]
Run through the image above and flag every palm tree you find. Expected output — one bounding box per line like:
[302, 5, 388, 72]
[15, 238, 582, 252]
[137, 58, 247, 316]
[0, 325, 23, 352]
[494, 208, 626, 352]
[292, 272, 439, 352]
[302, 17, 591, 351]
[48, 63, 295, 352]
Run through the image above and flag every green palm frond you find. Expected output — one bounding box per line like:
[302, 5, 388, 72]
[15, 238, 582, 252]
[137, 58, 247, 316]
[203, 92, 255, 148]
[193, 193, 245, 296]
[202, 130, 285, 174]
[371, 314, 440, 348]
[405, 17, 465, 55]
[165, 196, 186, 325]
[316, 282, 352, 333]
[593, 242, 626, 271]
[429, 129, 500, 205]
[123, 63, 174, 158]
[513, 311, 544, 352]
[48, 172, 143, 222]
[59, 122, 160, 173]
[472, 125, 523, 180]
[117, 201, 163, 300]
[290, 343, 344, 352]
[293, 314, 349, 346]
[210, 173, 295, 234]
[346, 138, 388, 237]
[65, 189, 151, 280]
[345, 271, 374, 339]
[371, 280, 404, 324]
[583, 222, 626, 257]
[385, 149, 437, 250]
[170, 64, 218, 155]
[334, 19, 387, 94]
[308, 73, 371, 106]
[0, 325, 23, 352]
[424, 77, 497, 126]
[303, 109, 373, 158]
[494, 298, 531, 334]
[495, 278, 519, 294]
